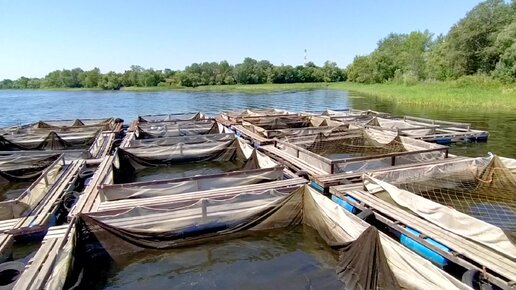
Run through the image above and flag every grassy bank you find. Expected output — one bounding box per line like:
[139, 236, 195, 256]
[329, 79, 516, 111]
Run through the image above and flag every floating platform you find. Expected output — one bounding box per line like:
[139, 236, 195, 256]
[1, 109, 507, 290]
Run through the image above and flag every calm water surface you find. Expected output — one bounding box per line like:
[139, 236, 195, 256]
[0, 89, 514, 157]
[92, 226, 343, 290]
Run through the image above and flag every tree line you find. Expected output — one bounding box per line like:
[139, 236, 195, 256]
[0, 0, 513, 90]
[0, 60, 346, 90]
[347, 0, 515, 84]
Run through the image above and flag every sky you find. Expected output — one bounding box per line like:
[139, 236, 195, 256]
[0, 0, 483, 80]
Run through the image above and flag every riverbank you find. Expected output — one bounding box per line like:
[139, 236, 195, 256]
[6, 79, 514, 111]
[330, 79, 516, 111]
[123, 80, 516, 111]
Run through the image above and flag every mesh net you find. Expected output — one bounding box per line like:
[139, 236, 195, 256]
[278, 129, 447, 173]
[135, 121, 219, 139]
[241, 116, 349, 139]
[370, 156, 516, 238]
[138, 112, 207, 123]
[112, 137, 277, 185]
[291, 129, 407, 160]
[0, 130, 99, 151]
[0, 153, 61, 181]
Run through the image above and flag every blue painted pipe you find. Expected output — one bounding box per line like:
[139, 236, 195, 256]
[331, 195, 358, 214]
[400, 226, 450, 267]
[309, 181, 325, 193]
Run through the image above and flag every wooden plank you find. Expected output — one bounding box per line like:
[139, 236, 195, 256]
[0, 234, 13, 259]
[14, 160, 82, 233]
[120, 132, 135, 148]
[260, 145, 327, 176]
[330, 186, 516, 286]
[13, 239, 57, 290]
[68, 155, 114, 219]
[27, 237, 63, 290]
[233, 125, 272, 145]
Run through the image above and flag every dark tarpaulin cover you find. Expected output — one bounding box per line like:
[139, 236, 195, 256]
[69, 187, 400, 290]
[0, 131, 96, 151]
[334, 227, 400, 290]
[0, 153, 60, 181]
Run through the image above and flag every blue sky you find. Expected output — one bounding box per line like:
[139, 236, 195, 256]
[0, 0, 482, 79]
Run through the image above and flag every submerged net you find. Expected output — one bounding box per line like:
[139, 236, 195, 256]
[0, 130, 99, 151]
[112, 137, 277, 184]
[135, 121, 221, 139]
[138, 112, 207, 123]
[368, 155, 516, 240]
[0, 153, 61, 181]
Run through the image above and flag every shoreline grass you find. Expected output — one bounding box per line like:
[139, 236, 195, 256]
[329, 80, 516, 111]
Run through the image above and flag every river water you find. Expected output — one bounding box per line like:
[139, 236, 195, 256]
[0, 89, 514, 157]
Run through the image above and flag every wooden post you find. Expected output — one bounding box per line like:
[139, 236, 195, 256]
[201, 199, 207, 219]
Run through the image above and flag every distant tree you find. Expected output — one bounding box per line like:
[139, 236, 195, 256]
[81, 68, 101, 88]
[99, 71, 122, 90]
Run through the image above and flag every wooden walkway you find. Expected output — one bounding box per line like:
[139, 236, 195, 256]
[14, 224, 75, 290]
[330, 185, 516, 289]
[259, 145, 327, 176]
[10, 159, 83, 237]
[68, 155, 114, 220]
[233, 125, 274, 146]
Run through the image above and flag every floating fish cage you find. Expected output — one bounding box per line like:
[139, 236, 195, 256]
[218, 108, 295, 125]
[365, 155, 516, 236]
[133, 120, 230, 139]
[2, 117, 121, 132]
[238, 115, 349, 139]
[364, 116, 489, 143]
[124, 133, 236, 148]
[0, 117, 122, 159]
[274, 129, 449, 174]
[308, 109, 389, 123]
[0, 154, 65, 224]
[329, 155, 516, 289]
[62, 184, 470, 290]
[137, 112, 208, 123]
[4, 109, 505, 290]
